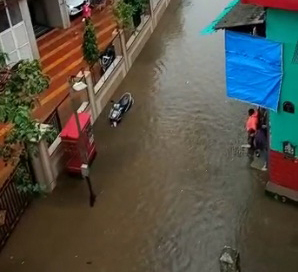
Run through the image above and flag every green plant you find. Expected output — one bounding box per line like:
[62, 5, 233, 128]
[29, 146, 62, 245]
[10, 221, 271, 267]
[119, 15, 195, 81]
[82, 19, 100, 66]
[132, 0, 149, 13]
[113, 0, 136, 29]
[0, 58, 56, 194]
[0, 51, 8, 68]
[14, 162, 45, 196]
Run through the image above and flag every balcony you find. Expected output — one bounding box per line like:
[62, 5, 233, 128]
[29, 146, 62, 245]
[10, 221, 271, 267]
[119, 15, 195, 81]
[33, 6, 117, 125]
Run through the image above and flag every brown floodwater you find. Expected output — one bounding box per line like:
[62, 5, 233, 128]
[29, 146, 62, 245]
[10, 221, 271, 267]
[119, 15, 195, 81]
[1, 0, 298, 271]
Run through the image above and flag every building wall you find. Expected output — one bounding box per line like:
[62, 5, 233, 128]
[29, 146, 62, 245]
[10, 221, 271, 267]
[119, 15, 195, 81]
[266, 9, 298, 154]
[269, 150, 298, 191]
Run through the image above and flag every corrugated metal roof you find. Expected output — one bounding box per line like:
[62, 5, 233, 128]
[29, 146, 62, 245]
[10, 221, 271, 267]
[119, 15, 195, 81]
[215, 2, 265, 30]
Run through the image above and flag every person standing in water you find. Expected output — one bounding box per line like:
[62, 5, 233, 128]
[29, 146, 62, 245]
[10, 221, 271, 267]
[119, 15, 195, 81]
[246, 108, 259, 156]
[254, 127, 268, 171]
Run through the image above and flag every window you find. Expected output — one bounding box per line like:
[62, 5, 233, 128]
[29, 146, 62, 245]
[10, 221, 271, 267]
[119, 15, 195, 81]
[0, 1, 31, 65]
[0, 0, 23, 34]
[7, 1, 22, 26]
[283, 101, 295, 114]
[0, 8, 9, 33]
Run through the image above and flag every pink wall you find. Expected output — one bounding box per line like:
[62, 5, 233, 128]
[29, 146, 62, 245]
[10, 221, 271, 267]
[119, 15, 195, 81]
[242, 0, 298, 11]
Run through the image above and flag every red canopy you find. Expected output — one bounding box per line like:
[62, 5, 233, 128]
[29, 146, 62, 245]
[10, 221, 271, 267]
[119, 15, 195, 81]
[60, 112, 90, 140]
[242, 0, 298, 10]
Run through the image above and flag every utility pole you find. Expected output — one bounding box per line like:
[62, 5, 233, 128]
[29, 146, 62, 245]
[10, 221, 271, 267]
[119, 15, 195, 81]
[69, 77, 96, 207]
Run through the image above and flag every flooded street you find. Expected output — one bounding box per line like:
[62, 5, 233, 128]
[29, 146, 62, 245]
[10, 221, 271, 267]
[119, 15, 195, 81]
[1, 0, 298, 271]
[93, 0, 298, 271]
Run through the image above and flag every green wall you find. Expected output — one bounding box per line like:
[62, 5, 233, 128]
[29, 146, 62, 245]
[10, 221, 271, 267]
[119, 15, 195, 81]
[267, 9, 298, 153]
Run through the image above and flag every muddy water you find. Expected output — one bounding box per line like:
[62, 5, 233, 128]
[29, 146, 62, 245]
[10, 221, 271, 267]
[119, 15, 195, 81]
[1, 0, 298, 271]
[93, 0, 298, 271]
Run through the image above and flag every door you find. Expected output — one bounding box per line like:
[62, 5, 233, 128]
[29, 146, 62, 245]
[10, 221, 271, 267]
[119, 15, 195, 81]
[0, 1, 33, 65]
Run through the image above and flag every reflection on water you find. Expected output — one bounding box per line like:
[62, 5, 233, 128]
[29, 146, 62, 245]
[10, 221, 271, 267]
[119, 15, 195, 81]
[93, 0, 298, 271]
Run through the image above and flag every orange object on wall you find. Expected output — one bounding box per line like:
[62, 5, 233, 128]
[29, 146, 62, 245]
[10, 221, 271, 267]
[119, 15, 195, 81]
[242, 0, 298, 11]
[60, 113, 96, 174]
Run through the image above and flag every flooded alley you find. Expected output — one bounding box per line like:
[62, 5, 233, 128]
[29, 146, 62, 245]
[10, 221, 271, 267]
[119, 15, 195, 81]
[1, 0, 298, 271]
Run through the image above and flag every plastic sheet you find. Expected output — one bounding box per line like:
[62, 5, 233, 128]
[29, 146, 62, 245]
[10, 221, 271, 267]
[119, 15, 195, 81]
[225, 31, 283, 111]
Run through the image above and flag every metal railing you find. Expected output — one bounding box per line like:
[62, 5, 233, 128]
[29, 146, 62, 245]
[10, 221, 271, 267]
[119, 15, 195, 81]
[45, 110, 62, 146]
[0, 162, 31, 251]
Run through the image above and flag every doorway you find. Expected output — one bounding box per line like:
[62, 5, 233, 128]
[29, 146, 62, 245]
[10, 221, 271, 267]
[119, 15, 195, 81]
[28, 0, 52, 38]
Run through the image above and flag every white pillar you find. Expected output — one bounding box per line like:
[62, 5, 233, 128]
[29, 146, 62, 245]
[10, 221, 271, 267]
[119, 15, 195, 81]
[31, 140, 56, 192]
[58, 0, 71, 28]
[118, 29, 130, 72]
[84, 71, 98, 121]
[19, 0, 40, 59]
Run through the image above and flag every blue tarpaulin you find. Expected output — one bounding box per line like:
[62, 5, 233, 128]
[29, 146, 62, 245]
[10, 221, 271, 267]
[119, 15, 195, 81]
[225, 31, 283, 111]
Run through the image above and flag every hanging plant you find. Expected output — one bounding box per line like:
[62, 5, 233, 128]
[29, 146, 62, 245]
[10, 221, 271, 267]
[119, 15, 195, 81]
[0, 57, 56, 195]
[82, 19, 100, 66]
[113, 0, 136, 29]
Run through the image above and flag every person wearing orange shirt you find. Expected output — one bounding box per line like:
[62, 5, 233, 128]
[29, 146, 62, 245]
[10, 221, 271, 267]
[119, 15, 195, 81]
[246, 108, 259, 157]
[246, 108, 259, 132]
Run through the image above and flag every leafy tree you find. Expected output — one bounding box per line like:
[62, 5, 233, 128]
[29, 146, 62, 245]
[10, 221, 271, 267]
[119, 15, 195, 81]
[82, 19, 100, 66]
[0, 53, 56, 195]
[113, 0, 136, 29]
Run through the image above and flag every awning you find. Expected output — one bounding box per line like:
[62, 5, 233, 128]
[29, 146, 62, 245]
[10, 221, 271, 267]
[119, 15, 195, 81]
[215, 2, 264, 30]
[200, 0, 265, 35]
[225, 31, 282, 111]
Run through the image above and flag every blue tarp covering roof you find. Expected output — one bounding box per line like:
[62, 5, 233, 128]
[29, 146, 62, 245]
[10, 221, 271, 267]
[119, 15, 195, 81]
[225, 31, 283, 111]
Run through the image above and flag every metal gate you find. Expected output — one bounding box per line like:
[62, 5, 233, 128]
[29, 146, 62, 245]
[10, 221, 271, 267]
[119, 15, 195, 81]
[0, 162, 31, 250]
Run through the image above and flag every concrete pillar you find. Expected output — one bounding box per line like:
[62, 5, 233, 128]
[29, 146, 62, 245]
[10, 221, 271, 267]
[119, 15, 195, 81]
[149, 0, 155, 32]
[112, 31, 122, 57]
[84, 71, 98, 121]
[118, 29, 130, 72]
[31, 140, 56, 192]
[58, 0, 71, 28]
[19, 0, 40, 59]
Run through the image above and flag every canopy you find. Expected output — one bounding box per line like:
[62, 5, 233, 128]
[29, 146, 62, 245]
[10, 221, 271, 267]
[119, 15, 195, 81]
[242, 0, 298, 11]
[225, 31, 282, 111]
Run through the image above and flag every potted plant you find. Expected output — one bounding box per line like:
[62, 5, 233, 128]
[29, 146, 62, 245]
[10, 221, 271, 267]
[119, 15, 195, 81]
[113, 0, 135, 40]
[0, 55, 56, 195]
[82, 19, 100, 67]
